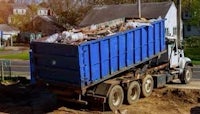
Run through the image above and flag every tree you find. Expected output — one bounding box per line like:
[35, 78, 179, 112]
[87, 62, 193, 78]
[10, 4, 41, 31]
[10, 14, 30, 30]
[0, 2, 12, 23]
[29, 4, 39, 16]
[0, 18, 4, 24]
[182, 0, 200, 26]
[88, 0, 136, 5]
[58, 5, 92, 27]
[189, 0, 200, 26]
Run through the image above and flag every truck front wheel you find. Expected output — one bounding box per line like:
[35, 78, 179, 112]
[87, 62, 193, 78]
[127, 81, 140, 105]
[108, 85, 124, 111]
[141, 75, 154, 97]
[181, 63, 192, 84]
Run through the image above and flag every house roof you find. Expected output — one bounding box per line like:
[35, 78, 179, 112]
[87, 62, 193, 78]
[80, 2, 174, 27]
[28, 16, 65, 30]
[37, 4, 50, 10]
[25, 15, 65, 36]
[34, 16, 61, 26]
[13, 4, 28, 9]
[38, 7, 49, 10]
[0, 24, 19, 32]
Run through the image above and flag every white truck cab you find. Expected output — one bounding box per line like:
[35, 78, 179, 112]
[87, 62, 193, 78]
[167, 36, 192, 84]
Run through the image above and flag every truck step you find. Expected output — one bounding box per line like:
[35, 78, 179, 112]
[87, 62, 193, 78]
[170, 70, 180, 74]
[152, 74, 166, 88]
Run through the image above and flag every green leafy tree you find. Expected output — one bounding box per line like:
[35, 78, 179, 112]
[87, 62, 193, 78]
[182, 0, 200, 26]
[189, 0, 200, 26]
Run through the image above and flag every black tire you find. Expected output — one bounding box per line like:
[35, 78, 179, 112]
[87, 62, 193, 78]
[127, 81, 141, 105]
[181, 63, 192, 84]
[108, 85, 124, 111]
[141, 75, 154, 97]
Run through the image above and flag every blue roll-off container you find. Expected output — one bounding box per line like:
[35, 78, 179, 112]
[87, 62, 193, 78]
[30, 19, 166, 90]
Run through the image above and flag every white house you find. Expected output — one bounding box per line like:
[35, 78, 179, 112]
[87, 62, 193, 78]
[80, 2, 182, 39]
[0, 24, 20, 47]
[13, 4, 28, 15]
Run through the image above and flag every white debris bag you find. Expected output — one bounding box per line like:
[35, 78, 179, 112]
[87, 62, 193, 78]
[62, 31, 72, 39]
[90, 24, 97, 30]
[125, 22, 138, 28]
[69, 32, 87, 41]
[125, 22, 152, 28]
[61, 31, 87, 42]
[45, 33, 59, 43]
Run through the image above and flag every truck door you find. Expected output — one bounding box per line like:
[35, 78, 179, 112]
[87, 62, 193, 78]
[169, 43, 179, 68]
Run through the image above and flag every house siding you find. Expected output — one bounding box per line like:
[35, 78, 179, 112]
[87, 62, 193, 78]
[165, 2, 183, 39]
[184, 25, 200, 37]
[165, 3, 177, 37]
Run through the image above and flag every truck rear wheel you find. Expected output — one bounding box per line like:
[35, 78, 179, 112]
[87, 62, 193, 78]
[141, 75, 154, 97]
[108, 85, 124, 111]
[127, 81, 140, 105]
[181, 63, 192, 84]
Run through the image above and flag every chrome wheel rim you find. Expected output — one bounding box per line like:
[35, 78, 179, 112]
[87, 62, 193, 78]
[145, 79, 152, 93]
[112, 91, 121, 106]
[186, 69, 192, 81]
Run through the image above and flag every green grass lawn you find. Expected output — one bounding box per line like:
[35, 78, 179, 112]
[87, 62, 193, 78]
[0, 48, 5, 51]
[0, 51, 29, 60]
[184, 47, 200, 65]
[191, 60, 200, 65]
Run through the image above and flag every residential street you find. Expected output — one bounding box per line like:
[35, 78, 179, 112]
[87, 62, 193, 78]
[3, 59, 200, 84]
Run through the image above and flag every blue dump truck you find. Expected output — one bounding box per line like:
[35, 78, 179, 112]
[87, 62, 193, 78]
[30, 19, 192, 111]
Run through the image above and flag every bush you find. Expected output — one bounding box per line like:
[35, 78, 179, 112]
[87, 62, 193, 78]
[184, 36, 200, 48]
[184, 36, 200, 65]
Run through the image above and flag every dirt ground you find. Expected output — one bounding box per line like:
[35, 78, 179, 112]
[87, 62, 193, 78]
[0, 82, 199, 114]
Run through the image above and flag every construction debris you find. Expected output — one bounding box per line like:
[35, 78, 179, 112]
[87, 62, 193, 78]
[36, 18, 160, 45]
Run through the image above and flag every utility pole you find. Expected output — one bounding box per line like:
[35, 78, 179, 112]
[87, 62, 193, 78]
[138, 0, 141, 18]
[177, 0, 182, 47]
[0, 31, 2, 47]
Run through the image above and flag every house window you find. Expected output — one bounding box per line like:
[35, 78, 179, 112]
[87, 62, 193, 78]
[165, 28, 170, 36]
[19, 9, 22, 15]
[173, 27, 177, 35]
[185, 11, 189, 18]
[16, 9, 18, 14]
[187, 24, 191, 31]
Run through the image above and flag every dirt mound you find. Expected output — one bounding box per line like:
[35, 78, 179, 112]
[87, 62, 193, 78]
[0, 84, 57, 114]
[50, 88, 200, 114]
[0, 84, 199, 114]
[118, 88, 200, 114]
[160, 88, 200, 104]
